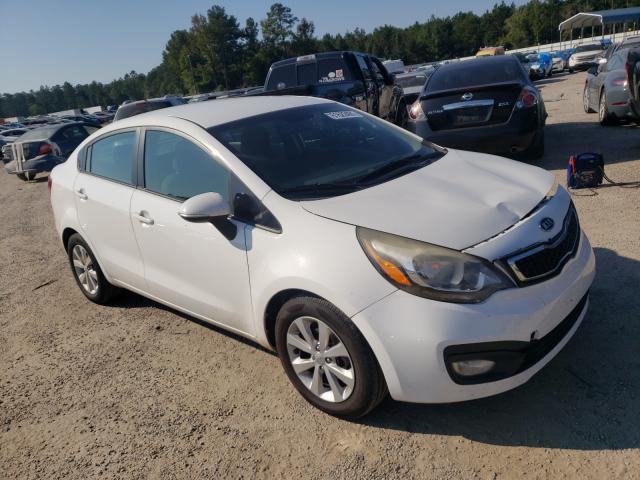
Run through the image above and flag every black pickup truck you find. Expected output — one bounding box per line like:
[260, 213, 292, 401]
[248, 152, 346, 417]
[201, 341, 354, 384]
[262, 51, 409, 127]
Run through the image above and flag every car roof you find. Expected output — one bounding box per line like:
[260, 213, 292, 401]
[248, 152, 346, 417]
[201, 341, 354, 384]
[109, 95, 330, 130]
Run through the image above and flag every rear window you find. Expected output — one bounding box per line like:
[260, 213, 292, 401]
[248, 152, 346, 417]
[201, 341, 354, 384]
[17, 126, 58, 141]
[114, 101, 172, 121]
[575, 44, 605, 53]
[266, 57, 352, 90]
[427, 60, 524, 92]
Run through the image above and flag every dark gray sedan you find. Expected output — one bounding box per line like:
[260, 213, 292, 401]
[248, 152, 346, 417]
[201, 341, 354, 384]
[583, 47, 633, 125]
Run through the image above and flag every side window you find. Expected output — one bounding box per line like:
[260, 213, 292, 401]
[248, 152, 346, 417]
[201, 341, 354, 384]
[369, 59, 386, 84]
[60, 125, 88, 142]
[87, 131, 136, 184]
[608, 54, 623, 71]
[143, 130, 229, 201]
[356, 55, 372, 82]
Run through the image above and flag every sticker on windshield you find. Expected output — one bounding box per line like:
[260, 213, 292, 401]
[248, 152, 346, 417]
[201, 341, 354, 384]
[324, 111, 363, 120]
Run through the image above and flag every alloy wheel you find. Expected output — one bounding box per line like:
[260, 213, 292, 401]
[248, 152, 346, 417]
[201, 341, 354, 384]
[599, 92, 606, 122]
[583, 88, 590, 112]
[72, 244, 99, 295]
[286, 316, 355, 403]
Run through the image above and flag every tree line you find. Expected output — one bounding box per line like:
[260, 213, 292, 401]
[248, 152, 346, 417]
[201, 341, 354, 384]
[2, 0, 640, 118]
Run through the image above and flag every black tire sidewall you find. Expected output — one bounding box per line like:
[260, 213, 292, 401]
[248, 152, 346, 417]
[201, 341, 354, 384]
[66, 234, 114, 304]
[275, 297, 385, 418]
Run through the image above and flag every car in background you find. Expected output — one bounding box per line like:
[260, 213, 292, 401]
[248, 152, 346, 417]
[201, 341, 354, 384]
[394, 69, 433, 106]
[584, 48, 634, 125]
[407, 55, 546, 159]
[263, 51, 408, 127]
[527, 52, 553, 79]
[511, 52, 531, 66]
[551, 52, 568, 72]
[3, 122, 99, 181]
[60, 114, 102, 127]
[476, 46, 505, 57]
[568, 43, 607, 72]
[113, 96, 185, 122]
[49, 96, 594, 418]
[0, 128, 28, 141]
[382, 59, 405, 74]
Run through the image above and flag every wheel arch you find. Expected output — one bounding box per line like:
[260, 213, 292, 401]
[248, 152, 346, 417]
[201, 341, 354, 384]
[263, 288, 321, 350]
[62, 227, 78, 250]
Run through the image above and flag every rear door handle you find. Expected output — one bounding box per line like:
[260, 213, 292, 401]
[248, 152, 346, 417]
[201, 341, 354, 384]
[76, 189, 88, 200]
[133, 212, 154, 225]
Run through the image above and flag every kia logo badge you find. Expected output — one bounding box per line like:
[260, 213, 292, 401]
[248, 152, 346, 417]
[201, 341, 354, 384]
[461, 92, 473, 101]
[539, 217, 555, 231]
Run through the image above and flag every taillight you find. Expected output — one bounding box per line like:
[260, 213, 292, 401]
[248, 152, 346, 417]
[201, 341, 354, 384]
[409, 101, 426, 120]
[516, 87, 538, 108]
[47, 175, 52, 193]
[38, 142, 53, 155]
[612, 78, 627, 87]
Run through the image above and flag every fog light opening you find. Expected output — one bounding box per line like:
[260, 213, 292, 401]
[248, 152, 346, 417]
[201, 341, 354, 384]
[450, 359, 496, 377]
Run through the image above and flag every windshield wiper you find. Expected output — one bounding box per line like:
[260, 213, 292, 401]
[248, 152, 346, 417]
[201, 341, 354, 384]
[280, 182, 363, 196]
[354, 153, 432, 184]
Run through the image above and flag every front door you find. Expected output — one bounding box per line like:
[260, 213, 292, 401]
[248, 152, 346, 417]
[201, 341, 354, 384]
[130, 129, 252, 334]
[74, 129, 145, 288]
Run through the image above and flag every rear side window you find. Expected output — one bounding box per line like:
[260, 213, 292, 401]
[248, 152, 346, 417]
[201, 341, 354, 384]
[87, 131, 136, 184]
[317, 58, 351, 83]
[356, 55, 372, 81]
[266, 65, 296, 90]
[58, 125, 88, 142]
[427, 60, 524, 91]
[143, 130, 229, 201]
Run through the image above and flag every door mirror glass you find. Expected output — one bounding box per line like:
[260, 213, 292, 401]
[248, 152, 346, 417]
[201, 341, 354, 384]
[587, 66, 598, 76]
[179, 192, 230, 222]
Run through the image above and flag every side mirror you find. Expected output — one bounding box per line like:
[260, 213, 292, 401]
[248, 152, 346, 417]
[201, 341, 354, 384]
[179, 192, 237, 240]
[587, 66, 598, 76]
[179, 192, 230, 222]
[598, 57, 607, 65]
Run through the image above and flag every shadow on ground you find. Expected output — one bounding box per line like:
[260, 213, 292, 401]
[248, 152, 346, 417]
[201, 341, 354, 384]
[361, 247, 640, 450]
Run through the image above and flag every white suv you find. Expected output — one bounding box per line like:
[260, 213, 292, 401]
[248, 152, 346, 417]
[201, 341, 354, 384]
[49, 96, 595, 417]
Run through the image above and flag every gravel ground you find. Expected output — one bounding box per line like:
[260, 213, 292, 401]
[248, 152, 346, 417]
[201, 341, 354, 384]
[1, 72, 639, 480]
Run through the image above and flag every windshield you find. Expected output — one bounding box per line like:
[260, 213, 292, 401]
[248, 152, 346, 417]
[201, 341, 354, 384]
[527, 54, 539, 62]
[395, 73, 428, 89]
[575, 44, 604, 53]
[208, 103, 444, 200]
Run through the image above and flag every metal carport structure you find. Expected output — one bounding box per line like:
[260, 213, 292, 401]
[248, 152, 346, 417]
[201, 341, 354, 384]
[559, 7, 640, 46]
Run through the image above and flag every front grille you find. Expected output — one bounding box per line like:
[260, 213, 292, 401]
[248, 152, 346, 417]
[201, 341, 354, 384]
[504, 206, 580, 284]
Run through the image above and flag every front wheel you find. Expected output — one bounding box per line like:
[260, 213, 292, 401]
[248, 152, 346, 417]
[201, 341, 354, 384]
[67, 233, 120, 304]
[275, 297, 387, 418]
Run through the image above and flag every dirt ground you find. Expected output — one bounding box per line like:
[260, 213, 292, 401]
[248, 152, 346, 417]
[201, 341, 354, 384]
[1, 72, 639, 480]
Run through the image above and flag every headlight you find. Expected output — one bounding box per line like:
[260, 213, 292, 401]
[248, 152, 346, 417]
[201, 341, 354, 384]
[357, 227, 515, 303]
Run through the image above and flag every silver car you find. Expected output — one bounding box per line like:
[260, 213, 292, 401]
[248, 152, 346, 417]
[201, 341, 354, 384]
[583, 48, 632, 125]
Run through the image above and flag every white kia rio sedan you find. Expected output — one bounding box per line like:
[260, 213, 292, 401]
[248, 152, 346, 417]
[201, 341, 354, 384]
[50, 96, 595, 417]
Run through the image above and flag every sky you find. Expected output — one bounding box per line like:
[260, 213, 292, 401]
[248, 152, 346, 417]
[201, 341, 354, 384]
[0, 0, 528, 94]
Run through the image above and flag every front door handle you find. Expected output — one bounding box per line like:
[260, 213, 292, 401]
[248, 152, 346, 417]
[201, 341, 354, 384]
[76, 189, 88, 200]
[133, 212, 154, 225]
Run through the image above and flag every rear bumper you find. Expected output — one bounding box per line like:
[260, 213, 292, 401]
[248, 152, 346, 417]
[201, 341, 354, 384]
[4, 155, 65, 174]
[408, 109, 540, 155]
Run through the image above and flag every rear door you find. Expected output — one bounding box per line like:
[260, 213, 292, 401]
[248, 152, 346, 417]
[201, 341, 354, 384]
[369, 57, 394, 120]
[129, 128, 253, 334]
[74, 129, 145, 288]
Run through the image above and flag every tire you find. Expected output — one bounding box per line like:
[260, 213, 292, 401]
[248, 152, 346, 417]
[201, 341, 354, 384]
[16, 172, 36, 181]
[396, 101, 408, 129]
[275, 296, 387, 418]
[522, 128, 545, 160]
[569, 68, 574, 74]
[598, 90, 617, 126]
[583, 85, 595, 113]
[67, 233, 120, 304]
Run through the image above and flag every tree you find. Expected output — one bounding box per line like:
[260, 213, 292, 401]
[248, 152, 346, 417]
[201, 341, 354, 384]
[292, 18, 317, 55]
[261, 3, 298, 55]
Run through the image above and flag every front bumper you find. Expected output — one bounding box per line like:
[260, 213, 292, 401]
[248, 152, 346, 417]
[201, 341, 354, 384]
[351, 230, 595, 403]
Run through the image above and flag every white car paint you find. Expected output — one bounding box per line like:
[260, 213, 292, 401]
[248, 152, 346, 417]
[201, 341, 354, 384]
[50, 96, 595, 406]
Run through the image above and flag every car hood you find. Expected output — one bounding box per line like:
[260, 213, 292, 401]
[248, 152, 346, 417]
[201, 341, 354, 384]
[573, 51, 600, 60]
[301, 149, 553, 250]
